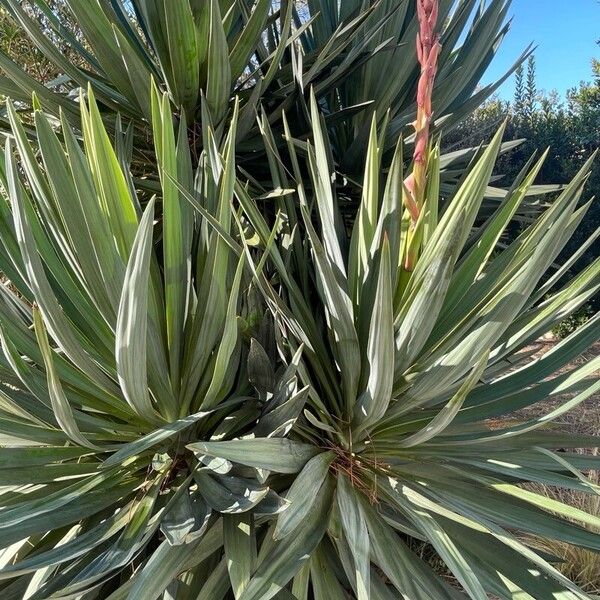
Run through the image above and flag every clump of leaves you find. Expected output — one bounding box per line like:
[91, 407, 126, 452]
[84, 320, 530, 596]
[0, 88, 599, 600]
[225, 95, 600, 598]
[0, 2, 598, 599]
[523, 460, 600, 596]
[0, 89, 316, 598]
[0, 0, 524, 173]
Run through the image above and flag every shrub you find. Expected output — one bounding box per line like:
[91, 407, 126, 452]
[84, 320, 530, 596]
[0, 0, 522, 174]
[229, 92, 600, 599]
[0, 1, 598, 599]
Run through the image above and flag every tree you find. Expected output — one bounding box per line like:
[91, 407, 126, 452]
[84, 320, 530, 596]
[513, 61, 526, 116]
[525, 54, 538, 120]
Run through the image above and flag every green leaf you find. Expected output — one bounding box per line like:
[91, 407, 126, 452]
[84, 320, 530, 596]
[187, 439, 318, 474]
[224, 513, 257, 599]
[302, 207, 360, 417]
[206, 0, 231, 120]
[115, 198, 160, 423]
[33, 307, 100, 451]
[229, 0, 270, 80]
[151, 84, 192, 403]
[274, 451, 334, 540]
[163, 0, 199, 112]
[361, 500, 457, 600]
[394, 124, 506, 375]
[349, 115, 381, 303]
[199, 254, 244, 410]
[81, 86, 139, 260]
[161, 486, 211, 545]
[103, 405, 241, 468]
[6, 137, 117, 395]
[354, 238, 394, 433]
[397, 350, 490, 447]
[238, 476, 333, 600]
[194, 472, 269, 514]
[337, 475, 370, 600]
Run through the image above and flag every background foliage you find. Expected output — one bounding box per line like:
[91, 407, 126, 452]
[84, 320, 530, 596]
[444, 51, 600, 321]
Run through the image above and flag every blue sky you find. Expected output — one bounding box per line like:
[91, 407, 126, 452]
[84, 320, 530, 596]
[480, 0, 599, 100]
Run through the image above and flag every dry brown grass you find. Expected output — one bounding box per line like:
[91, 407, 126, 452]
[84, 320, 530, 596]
[522, 457, 600, 595]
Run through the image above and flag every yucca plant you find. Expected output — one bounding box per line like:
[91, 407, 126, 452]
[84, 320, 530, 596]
[1, 0, 549, 229]
[2, 83, 599, 597]
[0, 86, 324, 598]
[0, 0, 523, 173]
[0, 1, 599, 600]
[213, 92, 600, 598]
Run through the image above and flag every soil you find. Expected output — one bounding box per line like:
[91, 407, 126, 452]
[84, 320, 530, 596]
[511, 337, 600, 436]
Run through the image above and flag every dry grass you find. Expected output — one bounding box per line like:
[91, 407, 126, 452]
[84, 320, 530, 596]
[522, 458, 600, 595]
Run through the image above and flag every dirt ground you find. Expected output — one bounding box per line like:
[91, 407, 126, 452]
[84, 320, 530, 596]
[512, 337, 600, 436]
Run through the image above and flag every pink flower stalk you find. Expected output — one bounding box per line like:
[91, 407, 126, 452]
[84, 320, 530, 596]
[404, 0, 441, 225]
[403, 0, 441, 270]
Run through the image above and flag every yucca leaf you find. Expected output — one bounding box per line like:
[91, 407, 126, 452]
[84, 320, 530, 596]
[309, 541, 353, 598]
[274, 451, 334, 540]
[151, 84, 193, 401]
[163, 0, 200, 112]
[6, 139, 118, 394]
[229, 0, 271, 80]
[307, 91, 345, 270]
[354, 238, 394, 433]
[0, 507, 130, 580]
[196, 558, 230, 600]
[206, 0, 231, 120]
[337, 475, 370, 600]
[349, 115, 381, 303]
[254, 385, 310, 438]
[238, 476, 333, 600]
[64, 0, 139, 109]
[81, 86, 139, 260]
[302, 207, 360, 418]
[361, 500, 459, 600]
[394, 124, 506, 376]
[194, 472, 268, 514]
[102, 405, 236, 468]
[397, 349, 489, 447]
[224, 513, 257, 599]
[125, 537, 205, 600]
[187, 439, 318, 474]
[33, 110, 114, 321]
[199, 254, 244, 410]
[116, 198, 160, 423]
[112, 25, 154, 120]
[33, 307, 101, 451]
[181, 101, 239, 414]
[161, 486, 211, 546]
[6, 101, 114, 349]
[391, 491, 488, 599]
[441, 150, 548, 319]
[426, 472, 600, 553]
[59, 111, 126, 312]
